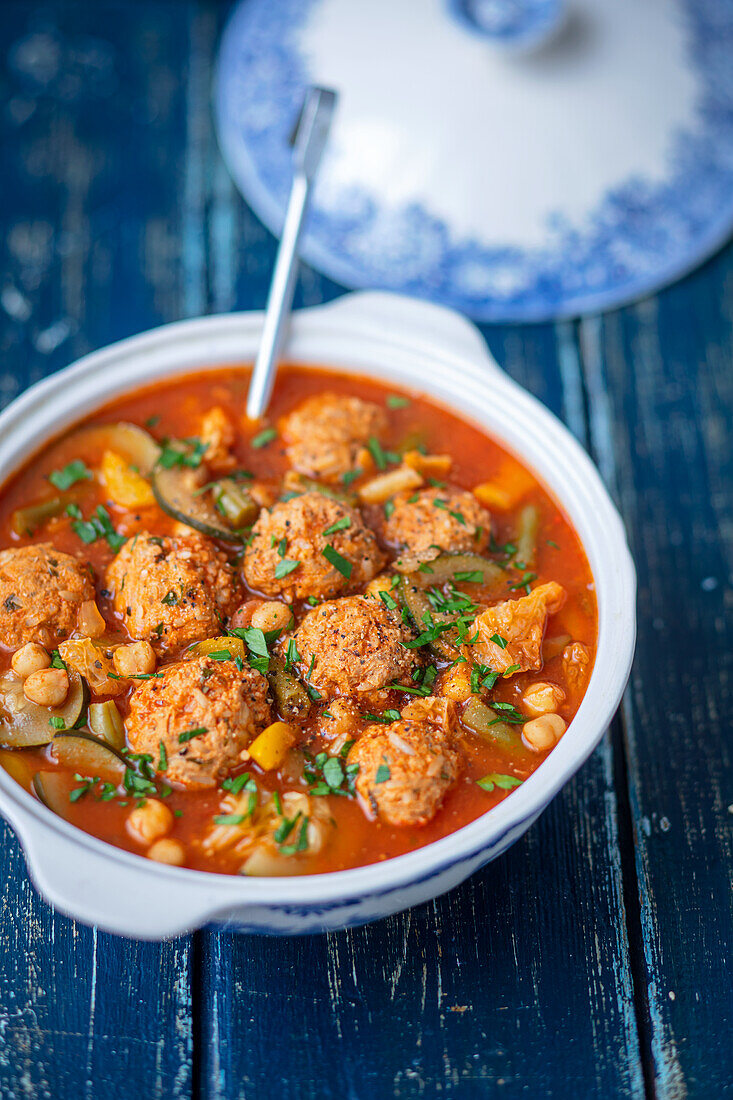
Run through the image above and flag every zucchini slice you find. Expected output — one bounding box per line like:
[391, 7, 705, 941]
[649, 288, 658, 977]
[403, 552, 505, 589]
[52, 730, 127, 781]
[153, 466, 247, 542]
[461, 697, 521, 748]
[72, 422, 160, 475]
[32, 771, 72, 818]
[0, 671, 89, 749]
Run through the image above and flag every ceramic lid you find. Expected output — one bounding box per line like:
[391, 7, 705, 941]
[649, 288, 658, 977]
[215, 0, 733, 321]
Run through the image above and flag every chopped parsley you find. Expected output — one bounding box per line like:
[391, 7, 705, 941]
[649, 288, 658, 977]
[509, 571, 537, 594]
[323, 515, 351, 536]
[284, 638, 301, 671]
[221, 772, 257, 795]
[363, 709, 401, 724]
[374, 763, 391, 784]
[470, 663, 499, 694]
[490, 702, 525, 725]
[227, 624, 271, 674]
[49, 715, 66, 730]
[207, 649, 233, 661]
[178, 726, 207, 744]
[322, 544, 352, 579]
[341, 467, 362, 487]
[157, 741, 168, 771]
[278, 814, 310, 854]
[71, 505, 126, 550]
[251, 427, 277, 449]
[367, 436, 388, 470]
[49, 459, 92, 490]
[157, 437, 208, 469]
[386, 394, 410, 409]
[304, 751, 359, 797]
[477, 773, 523, 792]
[490, 633, 508, 649]
[274, 558, 300, 579]
[213, 813, 247, 826]
[378, 590, 398, 611]
[454, 570, 484, 584]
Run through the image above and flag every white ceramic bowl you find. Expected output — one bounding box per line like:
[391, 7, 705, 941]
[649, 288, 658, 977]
[0, 292, 635, 939]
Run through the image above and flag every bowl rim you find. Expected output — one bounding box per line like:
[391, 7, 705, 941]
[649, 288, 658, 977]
[0, 293, 636, 915]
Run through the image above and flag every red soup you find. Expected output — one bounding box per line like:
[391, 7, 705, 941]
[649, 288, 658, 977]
[0, 367, 596, 875]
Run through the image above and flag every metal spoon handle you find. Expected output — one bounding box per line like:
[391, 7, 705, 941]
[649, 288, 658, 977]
[246, 87, 337, 421]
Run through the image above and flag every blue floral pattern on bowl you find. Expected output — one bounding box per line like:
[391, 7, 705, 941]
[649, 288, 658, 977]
[215, 0, 733, 322]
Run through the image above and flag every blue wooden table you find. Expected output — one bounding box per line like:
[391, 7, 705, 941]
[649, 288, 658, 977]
[1, 4, 731, 1097]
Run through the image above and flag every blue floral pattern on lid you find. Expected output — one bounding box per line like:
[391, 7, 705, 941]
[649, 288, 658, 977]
[215, 0, 733, 322]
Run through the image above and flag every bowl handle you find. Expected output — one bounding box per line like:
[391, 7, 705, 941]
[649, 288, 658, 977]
[310, 291, 504, 378]
[7, 802, 220, 939]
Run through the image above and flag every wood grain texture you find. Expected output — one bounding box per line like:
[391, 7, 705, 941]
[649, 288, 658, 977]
[0, 5, 197, 1098]
[580, 249, 733, 1098]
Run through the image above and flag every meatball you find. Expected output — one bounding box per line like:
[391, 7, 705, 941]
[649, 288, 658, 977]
[106, 532, 240, 653]
[349, 699, 461, 827]
[291, 595, 419, 701]
[243, 492, 384, 601]
[279, 392, 387, 481]
[0, 543, 94, 650]
[126, 655, 271, 788]
[383, 487, 491, 566]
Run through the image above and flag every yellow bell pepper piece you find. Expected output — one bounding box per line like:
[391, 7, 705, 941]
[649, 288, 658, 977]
[248, 722, 298, 771]
[100, 450, 155, 508]
[187, 635, 246, 662]
[403, 450, 452, 476]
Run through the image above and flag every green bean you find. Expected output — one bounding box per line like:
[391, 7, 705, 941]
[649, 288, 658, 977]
[11, 497, 64, 536]
[214, 480, 260, 527]
[461, 697, 520, 748]
[514, 504, 539, 569]
[268, 656, 311, 720]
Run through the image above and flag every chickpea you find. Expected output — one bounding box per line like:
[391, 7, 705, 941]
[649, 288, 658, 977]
[523, 713, 567, 752]
[523, 680, 566, 717]
[113, 640, 156, 679]
[251, 601, 292, 633]
[11, 642, 51, 679]
[78, 599, 106, 638]
[147, 838, 186, 866]
[23, 668, 69, 707]
[126, 798, 173, 845]
[439, 664, 473, 702]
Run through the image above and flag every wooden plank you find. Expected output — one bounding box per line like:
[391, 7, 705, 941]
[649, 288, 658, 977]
[0, 4, 196, 1096]
[199, 319, 645, 1098]
[580, 246, 733, 1097]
